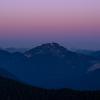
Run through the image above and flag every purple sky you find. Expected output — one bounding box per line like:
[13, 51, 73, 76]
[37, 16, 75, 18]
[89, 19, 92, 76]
[0, 0, 100, 49]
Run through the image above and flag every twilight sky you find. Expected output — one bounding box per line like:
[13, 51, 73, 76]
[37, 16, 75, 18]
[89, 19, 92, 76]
[0, 0, 100, 49]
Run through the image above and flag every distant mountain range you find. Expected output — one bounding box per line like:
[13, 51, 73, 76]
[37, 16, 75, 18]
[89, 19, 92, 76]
[0, 43, 100, 90]
[4, 47, 28, 53]
[75, 49, 100, 59]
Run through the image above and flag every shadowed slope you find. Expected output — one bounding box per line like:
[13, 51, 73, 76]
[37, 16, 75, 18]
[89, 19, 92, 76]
[0, 76, 100, 100]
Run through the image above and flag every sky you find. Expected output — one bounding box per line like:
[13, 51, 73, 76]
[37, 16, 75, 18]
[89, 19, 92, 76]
[0, 0, 100, 49]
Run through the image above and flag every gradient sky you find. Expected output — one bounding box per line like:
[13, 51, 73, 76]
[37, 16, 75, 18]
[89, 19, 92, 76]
[0, 0, 100, 49]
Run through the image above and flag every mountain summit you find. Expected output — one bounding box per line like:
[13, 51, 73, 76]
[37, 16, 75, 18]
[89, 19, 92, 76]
[25, 42, 70, 58]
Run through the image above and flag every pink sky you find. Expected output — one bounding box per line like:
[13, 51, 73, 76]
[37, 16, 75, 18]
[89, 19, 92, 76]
[0, 0, 100, 49]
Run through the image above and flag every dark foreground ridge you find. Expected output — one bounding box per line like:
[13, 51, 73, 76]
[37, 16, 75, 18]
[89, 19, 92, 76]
[0, 76, 100, 100]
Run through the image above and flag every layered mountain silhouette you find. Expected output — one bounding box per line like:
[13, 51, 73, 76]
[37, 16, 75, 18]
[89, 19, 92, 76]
[0, 76, 100, 100]
[75, 49, 100, 59]
[0, 43, 100, 90]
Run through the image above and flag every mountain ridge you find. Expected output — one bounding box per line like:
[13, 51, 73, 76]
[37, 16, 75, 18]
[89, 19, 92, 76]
[0, 75, 100, 100]
[0, 42, 100, 90]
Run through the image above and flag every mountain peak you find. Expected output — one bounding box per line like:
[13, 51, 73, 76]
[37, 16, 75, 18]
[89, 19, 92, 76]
[41, 42, 60, 48]
[25, 42, 69, 58]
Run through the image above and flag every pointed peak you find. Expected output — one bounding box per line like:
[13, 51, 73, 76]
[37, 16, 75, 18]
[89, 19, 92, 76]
[25, 42, 70, 58]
